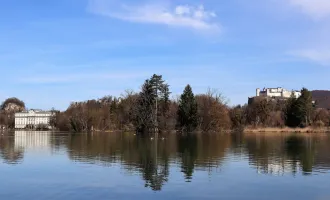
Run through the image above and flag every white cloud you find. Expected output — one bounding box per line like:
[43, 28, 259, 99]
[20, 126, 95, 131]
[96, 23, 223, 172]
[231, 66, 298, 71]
[289, 0, 330, 19]
[288, 49, 330, 65]
[175, 5, 191, 16]
[87, 0, 220, 32]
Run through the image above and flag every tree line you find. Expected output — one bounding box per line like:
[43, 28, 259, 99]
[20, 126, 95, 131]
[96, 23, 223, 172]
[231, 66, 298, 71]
[230, 88, 329, 130]
[51, 74, 231, 133]
[1, 74, 329, 132]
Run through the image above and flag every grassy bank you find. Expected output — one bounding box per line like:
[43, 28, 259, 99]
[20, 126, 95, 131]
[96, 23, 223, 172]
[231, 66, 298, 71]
[244, 127, 330, 133]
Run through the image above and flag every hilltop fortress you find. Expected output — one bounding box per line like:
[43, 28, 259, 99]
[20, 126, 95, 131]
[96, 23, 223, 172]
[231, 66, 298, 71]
[248, 87, 302, 105]
[256, 87, 301, 99]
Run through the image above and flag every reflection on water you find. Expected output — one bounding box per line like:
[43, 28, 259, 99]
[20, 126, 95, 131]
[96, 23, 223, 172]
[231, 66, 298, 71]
[14, 131, 52, 151]
[0, 133, 24, 165]
[241, 134, 330, 176]
[0, 131, 63, 164]
[1, 131, 330, 196]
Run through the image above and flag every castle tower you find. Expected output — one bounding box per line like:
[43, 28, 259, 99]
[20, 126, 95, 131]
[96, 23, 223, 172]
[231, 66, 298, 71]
[256, 88, 260, 97]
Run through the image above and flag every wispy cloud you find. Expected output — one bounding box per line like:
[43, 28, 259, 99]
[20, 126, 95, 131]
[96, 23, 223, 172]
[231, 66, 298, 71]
[289, 0, 330, 19]
[87, 0, 220, 32]
[288, 49, 330, 66]
[285, 1, 330, 65]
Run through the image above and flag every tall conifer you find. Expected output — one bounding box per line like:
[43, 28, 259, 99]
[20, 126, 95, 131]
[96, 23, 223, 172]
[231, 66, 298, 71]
[177, 85, 198, 132]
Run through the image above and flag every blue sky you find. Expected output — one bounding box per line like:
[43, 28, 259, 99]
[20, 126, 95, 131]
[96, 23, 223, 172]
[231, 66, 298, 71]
[1, 0, 330, 110]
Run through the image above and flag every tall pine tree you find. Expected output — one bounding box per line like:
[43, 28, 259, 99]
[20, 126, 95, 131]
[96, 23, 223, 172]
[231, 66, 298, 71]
[285, 88, 313, 127]
[134, 80, 155, 133]
[285, 92, 299, 127]
[134, 74, 170, 134]
[149, 74, 171, 131]
[177, 85, 198, 132]
[294, 88, 313, 127]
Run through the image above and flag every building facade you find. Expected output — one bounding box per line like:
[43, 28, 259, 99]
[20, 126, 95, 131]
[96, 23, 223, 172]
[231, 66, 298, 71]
[15, 109, 54, 129]
[256, 87, 301, 99]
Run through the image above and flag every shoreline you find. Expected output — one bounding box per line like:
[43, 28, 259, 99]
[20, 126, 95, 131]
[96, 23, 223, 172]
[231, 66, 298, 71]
[2, 127, 330, 134]
[243, 127, 330, 133]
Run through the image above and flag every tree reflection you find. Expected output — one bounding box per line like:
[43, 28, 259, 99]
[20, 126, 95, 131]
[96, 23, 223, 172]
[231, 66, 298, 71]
[65, 132, 230, 190]
[230, 131, 245, 152]
[2, 130, 330, 183]
[244, 134, 285, 175]
[132, 137, 169, 191]
[244, 133, 321, 176]
[178, 133, 231, 182]
[178, 134, 198, 181]
[66, 133, 171, 191]
[0, 135, 24, 165]
[285, 135, 315, 174]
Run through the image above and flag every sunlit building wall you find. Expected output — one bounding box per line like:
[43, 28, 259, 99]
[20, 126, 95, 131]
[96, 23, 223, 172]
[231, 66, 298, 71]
[15, 109, 54, 129]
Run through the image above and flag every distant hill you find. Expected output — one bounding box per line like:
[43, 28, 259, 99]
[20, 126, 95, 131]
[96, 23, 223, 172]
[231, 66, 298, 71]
[312, 90, 330, 110]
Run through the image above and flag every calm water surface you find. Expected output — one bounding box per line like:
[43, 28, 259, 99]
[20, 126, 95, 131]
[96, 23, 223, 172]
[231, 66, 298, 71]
[1, 131, 330, 200]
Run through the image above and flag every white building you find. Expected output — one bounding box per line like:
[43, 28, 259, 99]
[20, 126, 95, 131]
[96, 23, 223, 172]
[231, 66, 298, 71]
[256, 87, 301, 99]
[15, 109, 54, 129]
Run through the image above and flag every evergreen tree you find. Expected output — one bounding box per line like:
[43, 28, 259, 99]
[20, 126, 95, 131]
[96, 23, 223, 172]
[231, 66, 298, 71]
[158, 84, 171, 130]
[149, 74, 171, 131]
[134, 74, 170, 133]
[135, 80, 155, 133]
[177, 85, 198, 132]
[150, 74, 165, 95]
[285, 93, 299, 127]
[160, 84, 170, 113]
[150, 74, 170, 113]
[285, 88, 313, 127]
[294, 88, 313, 127]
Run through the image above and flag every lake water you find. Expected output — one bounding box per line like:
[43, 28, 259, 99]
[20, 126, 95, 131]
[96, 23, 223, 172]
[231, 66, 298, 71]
[1, 131, 330, 200]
